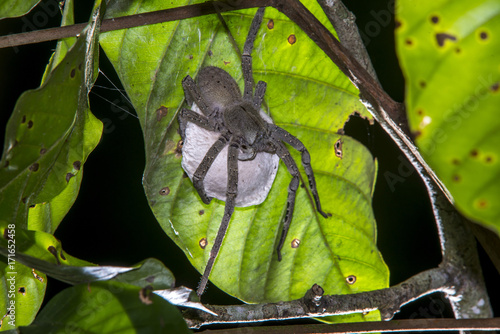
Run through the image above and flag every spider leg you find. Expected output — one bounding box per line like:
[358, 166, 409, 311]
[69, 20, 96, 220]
[253, 80, 267, 110]
[242, 7, 265, 101]
[182, 75, 214, 117]
[271, 125, 329, 219]
[274, 142, 300, 261]
[178, 108, 217, 140]
[197, 141, 239, 297]
[192, 133, 230, 204]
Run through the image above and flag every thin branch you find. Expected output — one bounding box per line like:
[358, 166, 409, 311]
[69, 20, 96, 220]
[185, 267, 455, 328]
[200, 318, 500, 333]
[0, 0, 267, 49]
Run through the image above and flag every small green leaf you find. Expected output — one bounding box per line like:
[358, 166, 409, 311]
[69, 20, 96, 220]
[396, 0, 500, 234]
[0, 259, 46, 331]
[0, 0, 41, 19]
[0, 0, 103, 233]
[19, 281, 191, 334]
[100, 0, 388, 322]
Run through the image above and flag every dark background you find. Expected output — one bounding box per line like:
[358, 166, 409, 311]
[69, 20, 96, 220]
[0, 0, 498, 330]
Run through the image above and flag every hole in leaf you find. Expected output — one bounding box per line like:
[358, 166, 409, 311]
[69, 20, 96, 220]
[334, 138, 343, 159]
[32, 269, 44, 282]
[18, 287, 26, 295]
[346, 275, 356, 284]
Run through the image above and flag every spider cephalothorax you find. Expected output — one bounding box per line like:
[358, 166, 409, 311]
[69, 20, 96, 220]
[178, 7, 328, 297]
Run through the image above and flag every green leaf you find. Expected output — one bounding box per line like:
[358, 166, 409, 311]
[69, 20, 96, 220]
[100, 0, 388, 321]
[395, 0, 500, 234]
[0, 258, 46, 331]
[0, 0, 41, 19]
[19, 281, 191, 334]
[0, 0, 103, 233]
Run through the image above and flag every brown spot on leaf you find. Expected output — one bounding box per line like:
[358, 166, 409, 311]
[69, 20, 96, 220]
[21, 115, 26, 123]
[47, 246, 61, 265]
[78, 62, 83, 71]
[430, 16, 439, 24]
[29, 163, 39, 172]
[288, 34, 296, 45]
[40, 148, 47, 155]
[188, 55, 193, 60]
[291, 238, 300, 248]
[21, 197, 27, 204]
[199, 238, 207, 249]
[452, 174, 461, 182]
[199, 210, 205, 215]
[485, 156, 493, 163]
[419, 81, 426, 88]
[4, 160, 9, 168]
[27, 120, 34, 128]
[70, 68, 76, 78]
[223, 60, 231, 65]
[490, 82, 499, 92]
[452, 158, 460, 165]
[470, 149, 478, 158]
[159, 187, 170, 196]
[208, 50, 213, 56]
[346, 275, 356, 284]
[3, 228, 10, 240]
[66, 173, 75, 182]
[436, 33, 457, 47]
[477, 199, 488, 209]
[175, 140, 183, 158]
[156, 106, 168, 122]
[480, 31, 488, 40]
[60, 251, 66, 260]
[455, 47, 461, 54]
[267, 19, 274, 29]
[395, 20, 401, 28]
[405, 38, 413, 45]
[334, 139, 343, 159]
[145, 276, 155, 283]
[73, 161, 81, 170]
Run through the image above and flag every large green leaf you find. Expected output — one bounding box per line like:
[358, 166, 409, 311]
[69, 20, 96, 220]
[395, 0, 500, 234]
[0, 1, 103, 330]
[100, 0, 388, 320]
[18, 281, 191, 334]
[0, 0, 102, 233]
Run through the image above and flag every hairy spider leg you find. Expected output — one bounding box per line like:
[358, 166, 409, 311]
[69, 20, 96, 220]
[270, 125, 329, 218]
[242, 7, 265, 101]
[192, 134, 230, 205]
[253, 81, 267, 110]
[178, 108, 217, 141]
[182, 75, 214, 117]
[274, 142, 301, 261]
[197, 141, 240, 297]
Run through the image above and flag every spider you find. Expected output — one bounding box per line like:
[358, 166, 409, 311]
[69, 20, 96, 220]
[178, 7, 329, 297]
